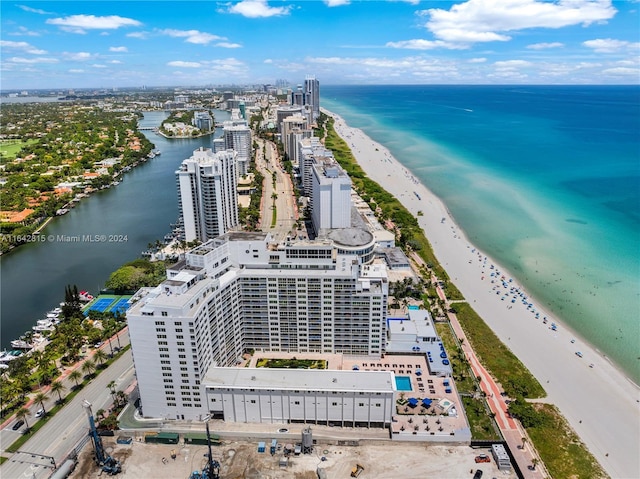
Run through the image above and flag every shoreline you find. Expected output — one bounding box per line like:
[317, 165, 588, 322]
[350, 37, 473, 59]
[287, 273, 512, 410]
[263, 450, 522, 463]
[323, 108, 640, 479]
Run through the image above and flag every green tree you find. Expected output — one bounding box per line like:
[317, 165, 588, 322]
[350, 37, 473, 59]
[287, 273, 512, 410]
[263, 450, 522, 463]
[94, 349, 108, 367]
[68, 370, 82, 389]
[50, 380, 66, 404]
[16, 407, 30, 431]
[81, 359, 96, 378]
[34, 391, 49, 415]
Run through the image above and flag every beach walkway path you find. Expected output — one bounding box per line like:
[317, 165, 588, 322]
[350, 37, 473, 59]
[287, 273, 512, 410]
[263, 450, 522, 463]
[410, 251, 546, 478]
[437, 280, 547, 479]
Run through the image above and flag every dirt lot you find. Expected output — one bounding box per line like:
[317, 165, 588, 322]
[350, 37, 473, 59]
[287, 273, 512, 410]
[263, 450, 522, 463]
[70, 439, 509, 479]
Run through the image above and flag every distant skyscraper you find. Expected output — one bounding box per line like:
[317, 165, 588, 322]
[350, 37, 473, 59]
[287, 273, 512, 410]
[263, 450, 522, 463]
[304, 76, 320, 121]
[176, 147, 238, 242]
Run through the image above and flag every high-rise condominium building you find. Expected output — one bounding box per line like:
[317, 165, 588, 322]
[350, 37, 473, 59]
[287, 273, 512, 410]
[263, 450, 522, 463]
[281, 114, 311, 162]
[176, 147, 238, 243]
[222, 120, 252, 177]
[304, 75, 320, 121]
[311, 159, 352, 231]
[127, 233, 389, 421]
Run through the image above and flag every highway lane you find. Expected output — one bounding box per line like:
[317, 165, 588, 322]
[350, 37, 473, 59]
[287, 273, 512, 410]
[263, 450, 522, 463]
[0, 349, 135, 479]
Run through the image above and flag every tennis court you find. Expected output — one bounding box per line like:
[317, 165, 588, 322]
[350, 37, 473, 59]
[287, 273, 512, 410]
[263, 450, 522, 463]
[84, 295, 133, 315]
[110, 298, 131, 314]
[87, 297, 116, 313]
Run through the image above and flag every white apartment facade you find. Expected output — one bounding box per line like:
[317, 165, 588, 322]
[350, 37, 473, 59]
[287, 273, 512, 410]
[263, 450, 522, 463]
[311, 160, 352, 231]
[127, 233, 389, 421]
[222, 120, 252, 177]
[204, 368, 395, 427]
[176, 147, 239, 243]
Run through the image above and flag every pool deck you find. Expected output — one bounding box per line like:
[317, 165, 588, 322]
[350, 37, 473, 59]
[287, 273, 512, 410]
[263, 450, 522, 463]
[241, 351, 470, 441]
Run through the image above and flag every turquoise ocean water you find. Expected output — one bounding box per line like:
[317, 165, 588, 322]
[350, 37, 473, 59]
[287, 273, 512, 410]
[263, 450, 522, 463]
[322, 85, 640, 384]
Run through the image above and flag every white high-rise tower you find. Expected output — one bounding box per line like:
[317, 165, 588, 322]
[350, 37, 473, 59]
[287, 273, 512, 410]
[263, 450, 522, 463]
[176, 147, 238, 242]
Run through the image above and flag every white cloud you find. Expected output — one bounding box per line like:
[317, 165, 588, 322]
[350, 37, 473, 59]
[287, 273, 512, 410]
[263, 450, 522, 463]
[325, 0, 350, 6]
[68, 69, 84, 73]
[6, 56, 58, 64]
[216, 42, 242, 49]
[18, 5, 53, 15]
[167, 61, 202, 68]
[109, 60, 122, 64]
[126, 31, 148, 39]
[601, 67, 640, 76]
[527, 42, 564, 50]
[583, 38, 639, 53]
[63, 52, 95, 62]
[386, 39, 469, 50]
[160, 29, 224, 45]
[264, 58, 273, 63]
[226, 0, 292, 18]
[92, 64, 107, 68]
[494, 60, 532, 68]
[46, 15, 141, 34]
[10, 26, 41, 37]
[0, 40, 46, 54]
[109, 46, 128, 52]
[421, 0, 617, 44]
[468, 57, 487, 63]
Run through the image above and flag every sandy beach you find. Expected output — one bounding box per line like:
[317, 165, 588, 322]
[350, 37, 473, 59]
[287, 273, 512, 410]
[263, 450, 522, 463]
[325, 109, 640, 479]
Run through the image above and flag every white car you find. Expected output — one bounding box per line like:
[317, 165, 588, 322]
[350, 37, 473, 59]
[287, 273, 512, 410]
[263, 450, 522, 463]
[34, 408, 44, 418]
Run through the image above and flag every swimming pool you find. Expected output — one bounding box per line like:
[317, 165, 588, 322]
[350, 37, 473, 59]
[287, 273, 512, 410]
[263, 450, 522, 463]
[395, 375, 412, 391]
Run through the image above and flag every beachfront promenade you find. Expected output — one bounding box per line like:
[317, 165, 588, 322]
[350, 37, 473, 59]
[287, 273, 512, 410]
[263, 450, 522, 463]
[409, 251, 546, 479]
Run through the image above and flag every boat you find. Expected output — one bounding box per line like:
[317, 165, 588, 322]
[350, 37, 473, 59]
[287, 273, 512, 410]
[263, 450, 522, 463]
[10, 339, 33, 350]
[0, 350, 23, 362]
[32, 319, 55, 332]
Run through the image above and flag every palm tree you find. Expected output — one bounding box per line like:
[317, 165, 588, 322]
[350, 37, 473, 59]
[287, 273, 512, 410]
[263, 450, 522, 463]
[107, 380, 117, 401]
[115, 391, 127, 408]
[94, 349, 108, 367]
[34, 392, 49, 415]
[16, 407, 30, 431]
[50, 380, 66, 404]
[531, 458, 539, 470]
[69, 370, 82, 389]
[81, 359, 96, 378]
[521, 436, 528, 450]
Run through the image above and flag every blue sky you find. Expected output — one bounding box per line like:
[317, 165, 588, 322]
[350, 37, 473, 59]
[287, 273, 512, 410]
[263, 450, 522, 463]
[1, 0, 639, 89]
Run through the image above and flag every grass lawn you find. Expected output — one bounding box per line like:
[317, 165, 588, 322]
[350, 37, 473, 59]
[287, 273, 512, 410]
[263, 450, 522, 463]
[0, 139, 38, 160]
[454, 302, 546, 399]
[435, 322, 500, 441]
[256, 358, 327, 369]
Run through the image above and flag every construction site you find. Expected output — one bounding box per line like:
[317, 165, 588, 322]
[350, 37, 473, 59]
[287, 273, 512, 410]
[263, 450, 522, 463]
[68, 429, 508, 479]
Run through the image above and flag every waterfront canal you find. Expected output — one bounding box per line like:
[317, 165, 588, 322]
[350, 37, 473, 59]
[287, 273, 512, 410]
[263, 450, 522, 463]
[0, 111, 228, 348]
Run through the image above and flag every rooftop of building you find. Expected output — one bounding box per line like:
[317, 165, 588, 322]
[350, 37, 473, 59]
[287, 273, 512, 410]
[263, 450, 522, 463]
[204, 366, 395, 393]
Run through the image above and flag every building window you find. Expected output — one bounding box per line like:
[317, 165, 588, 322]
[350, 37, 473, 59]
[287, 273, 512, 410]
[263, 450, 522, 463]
[161, 311, 168, 317]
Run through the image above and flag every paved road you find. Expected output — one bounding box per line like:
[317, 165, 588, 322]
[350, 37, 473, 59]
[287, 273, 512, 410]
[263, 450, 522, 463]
[0, 349, 135, 479]
[256, 138, 298, 241]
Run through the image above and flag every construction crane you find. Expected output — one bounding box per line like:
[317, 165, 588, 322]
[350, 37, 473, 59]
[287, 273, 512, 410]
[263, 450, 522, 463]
[83, 400, 121, 475]
[189, 418, 220, 479]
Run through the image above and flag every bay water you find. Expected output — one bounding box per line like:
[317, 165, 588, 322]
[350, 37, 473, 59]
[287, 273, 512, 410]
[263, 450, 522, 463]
[0, 111, 228, 347]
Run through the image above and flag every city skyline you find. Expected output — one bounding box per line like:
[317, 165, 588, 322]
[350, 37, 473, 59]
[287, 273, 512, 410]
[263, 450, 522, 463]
[1, 0, 638, 90]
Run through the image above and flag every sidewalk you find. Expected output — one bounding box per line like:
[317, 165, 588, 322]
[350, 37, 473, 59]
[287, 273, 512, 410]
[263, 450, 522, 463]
[441, 285, 547, 479]
[0, 327, 129, 431]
